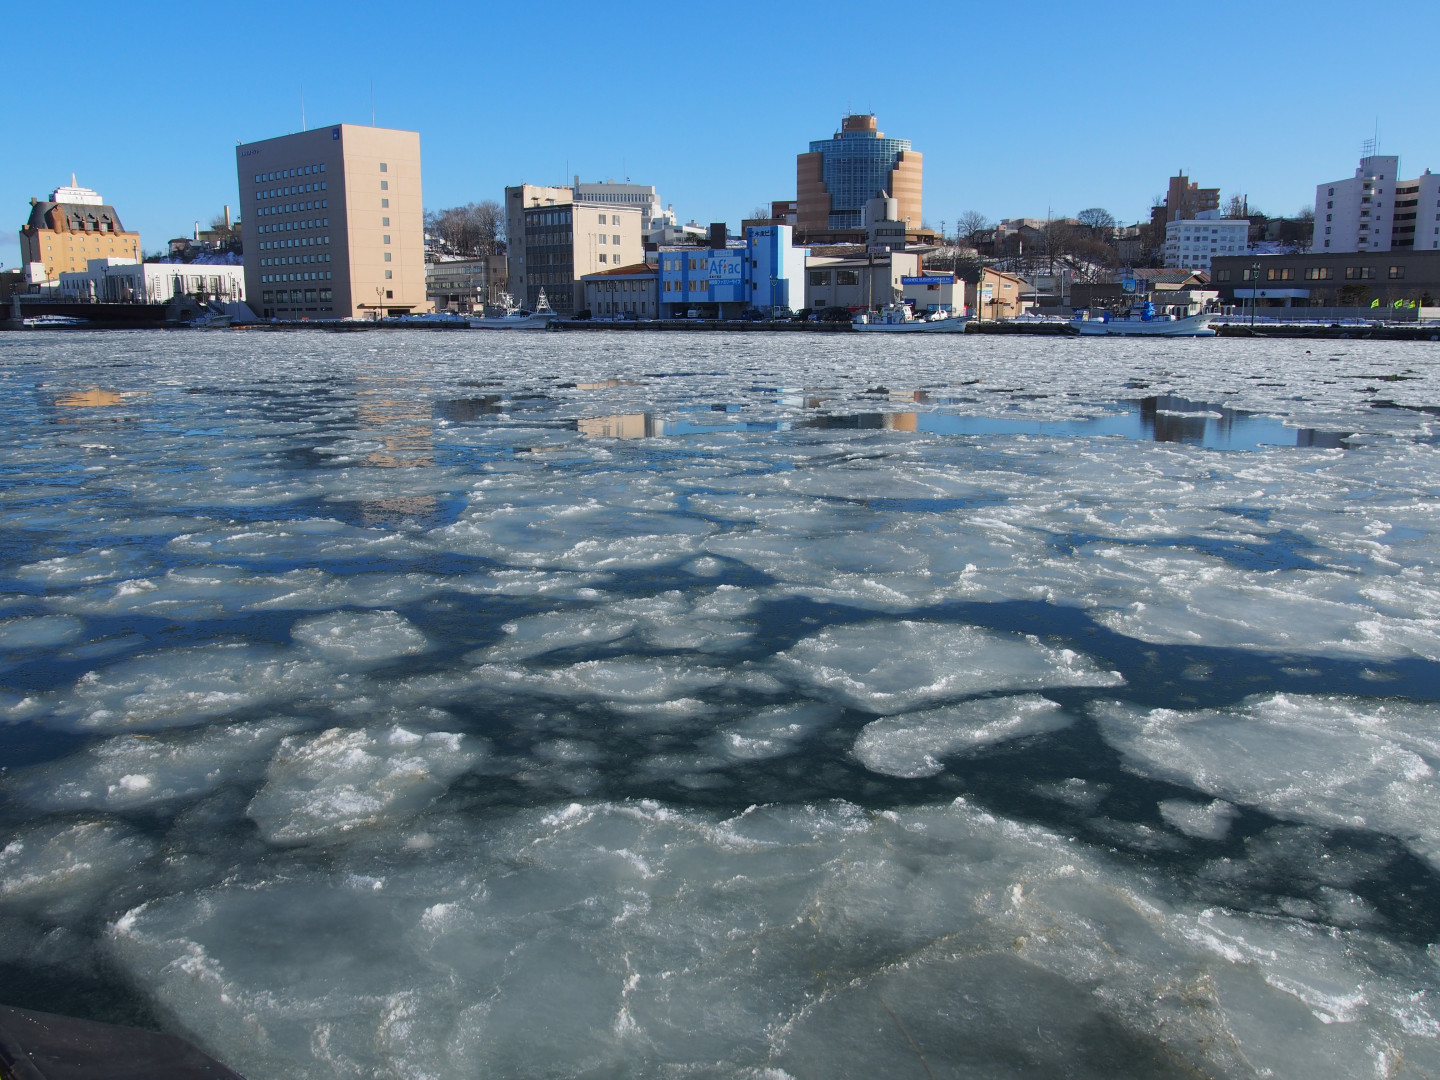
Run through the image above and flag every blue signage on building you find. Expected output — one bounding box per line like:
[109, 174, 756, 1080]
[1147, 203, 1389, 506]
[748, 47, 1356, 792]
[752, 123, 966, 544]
[901, 276, 945, 285]
[707, 256, 744, 286]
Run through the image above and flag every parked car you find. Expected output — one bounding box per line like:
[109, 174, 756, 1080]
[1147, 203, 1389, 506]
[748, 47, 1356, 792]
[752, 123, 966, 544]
[685, 309, 700, 318]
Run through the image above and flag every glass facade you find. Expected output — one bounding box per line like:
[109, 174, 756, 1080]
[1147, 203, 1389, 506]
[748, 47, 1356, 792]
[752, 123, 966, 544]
[809, 132, 911, 231]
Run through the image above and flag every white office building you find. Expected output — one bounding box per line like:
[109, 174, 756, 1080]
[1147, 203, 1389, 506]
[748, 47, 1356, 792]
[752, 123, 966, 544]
[52, 258, 246, 304]
[1163, 211, 1249, 270]
[1314, 154, 1440, 253]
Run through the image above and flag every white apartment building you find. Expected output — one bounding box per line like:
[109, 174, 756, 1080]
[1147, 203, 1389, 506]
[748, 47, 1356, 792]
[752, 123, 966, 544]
[1314, 154, 1440, 253]
[1163, 210, 1249, 270]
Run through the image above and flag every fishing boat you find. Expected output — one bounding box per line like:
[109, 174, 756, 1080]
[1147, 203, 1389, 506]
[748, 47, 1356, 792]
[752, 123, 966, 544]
[1072, 302, 1215, 337]
[852, 304, 969, 333]
[469, 289, 556, 330]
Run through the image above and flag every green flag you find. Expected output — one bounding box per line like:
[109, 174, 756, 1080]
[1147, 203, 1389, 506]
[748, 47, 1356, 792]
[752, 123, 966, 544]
[1394, 299, 1404, 308]
[1371, 298, 1381, 308]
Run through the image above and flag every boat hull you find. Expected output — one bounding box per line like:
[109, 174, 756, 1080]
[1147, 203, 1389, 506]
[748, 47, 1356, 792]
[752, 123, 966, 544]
[1075, 313, 1215, 337]
[468, 314, 554, 330]
[852, 317, 970, 333]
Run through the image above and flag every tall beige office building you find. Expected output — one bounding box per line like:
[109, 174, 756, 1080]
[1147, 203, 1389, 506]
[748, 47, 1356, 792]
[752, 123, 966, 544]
[236, 124, 429, 319]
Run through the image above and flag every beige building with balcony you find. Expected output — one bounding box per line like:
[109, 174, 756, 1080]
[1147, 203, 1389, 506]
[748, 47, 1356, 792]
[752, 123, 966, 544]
[236, 124, 430, 319]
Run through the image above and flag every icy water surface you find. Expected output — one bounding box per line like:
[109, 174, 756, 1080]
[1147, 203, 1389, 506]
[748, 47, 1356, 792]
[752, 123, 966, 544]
[1, 329, 1439, 1078]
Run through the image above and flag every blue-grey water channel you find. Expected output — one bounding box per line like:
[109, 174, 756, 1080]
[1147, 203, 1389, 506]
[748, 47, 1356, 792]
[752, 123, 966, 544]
[1, 328, 1438, 1078]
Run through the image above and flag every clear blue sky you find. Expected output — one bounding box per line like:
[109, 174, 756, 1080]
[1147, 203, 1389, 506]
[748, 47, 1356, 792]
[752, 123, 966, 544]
[5, 0, 1438, 270]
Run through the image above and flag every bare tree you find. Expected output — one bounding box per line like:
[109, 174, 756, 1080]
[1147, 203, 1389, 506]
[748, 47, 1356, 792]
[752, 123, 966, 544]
[1223, 193, 1248, 219]
[956, 209, 993, 246]
[1040, 219, 1074, 273]
[1076, 207, 1116, 234]
[425, 200, 506, 257]
[747, 205, 771, 221]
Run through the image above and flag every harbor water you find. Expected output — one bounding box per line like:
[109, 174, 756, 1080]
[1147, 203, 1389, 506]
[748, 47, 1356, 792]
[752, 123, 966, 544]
[1, 329, 1438, 1078]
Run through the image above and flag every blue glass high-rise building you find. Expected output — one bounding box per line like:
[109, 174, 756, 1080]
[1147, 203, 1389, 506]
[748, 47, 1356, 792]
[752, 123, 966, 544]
[796, 114, 923, 243]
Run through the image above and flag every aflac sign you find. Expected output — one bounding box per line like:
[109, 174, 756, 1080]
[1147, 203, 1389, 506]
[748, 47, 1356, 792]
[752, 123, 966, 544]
[707, 255, 744, 287]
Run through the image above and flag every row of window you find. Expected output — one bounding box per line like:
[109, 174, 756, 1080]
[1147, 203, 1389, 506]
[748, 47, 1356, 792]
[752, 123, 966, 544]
[259, 200, 328, 218]
[261, 218, 329, 237]
[261, 288, 334, 302]
[260, 253, 331, 266]
[262, 271, 333, 282]
[594, 279, 650, 291]
[260, 182, 326, 200]
[809, 270, 861, 285]
[254, 164, 325, 184]
[1217, 265, 1407, 282]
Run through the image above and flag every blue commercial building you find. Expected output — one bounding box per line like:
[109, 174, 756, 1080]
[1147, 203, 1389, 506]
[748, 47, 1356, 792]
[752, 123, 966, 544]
[796, 114, 923, 243]
[657, 225, 804, 318]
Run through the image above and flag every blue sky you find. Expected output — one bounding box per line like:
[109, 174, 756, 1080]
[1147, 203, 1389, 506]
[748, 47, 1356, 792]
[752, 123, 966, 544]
[5, 0, 1438, 269]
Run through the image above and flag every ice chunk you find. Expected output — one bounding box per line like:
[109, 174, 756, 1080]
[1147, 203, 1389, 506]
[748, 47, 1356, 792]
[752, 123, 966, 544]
[6, 718, 306, 812]
[247, 725, 482, 844]
[775, 620, 1123, 712]
[291, 609, 428, 662]
[471, 657, 729, 704]
[854, 694, 1071, 778]
[0, 821, 154, 911]
[1158, 798, 1239, 840]
[1096, 694, 1440, 868]
[45, 643, 334, 731]
[0, 614, 85, 650]
[710, 702, 839, 762]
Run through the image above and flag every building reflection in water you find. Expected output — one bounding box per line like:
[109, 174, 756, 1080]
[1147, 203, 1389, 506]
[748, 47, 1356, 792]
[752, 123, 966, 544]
[53, 388, 127, 407]
[434, 396, 503, 423]
[577, 413, 661, 439]
[352, 376, 438, 523]
[1138, 395, 1234, 444]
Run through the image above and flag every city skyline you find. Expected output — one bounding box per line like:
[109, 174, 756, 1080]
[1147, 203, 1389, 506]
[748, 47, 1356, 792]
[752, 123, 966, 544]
[3, 0, 1439, 272]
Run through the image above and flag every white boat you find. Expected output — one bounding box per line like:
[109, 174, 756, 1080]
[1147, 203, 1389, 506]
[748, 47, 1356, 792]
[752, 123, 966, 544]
[852, 305, 969, 333]
[1073, 303, 1215, 337]
[21, 314, 88, 328]
[469, 289, 556, 330]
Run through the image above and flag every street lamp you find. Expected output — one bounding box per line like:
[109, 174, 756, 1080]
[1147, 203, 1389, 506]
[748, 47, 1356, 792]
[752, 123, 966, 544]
[1250, 260, 1261, 328]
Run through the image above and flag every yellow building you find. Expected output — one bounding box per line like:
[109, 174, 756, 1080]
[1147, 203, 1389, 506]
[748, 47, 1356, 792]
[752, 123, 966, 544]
[19, 179, 140, 279]
[236, 124, 431, 319]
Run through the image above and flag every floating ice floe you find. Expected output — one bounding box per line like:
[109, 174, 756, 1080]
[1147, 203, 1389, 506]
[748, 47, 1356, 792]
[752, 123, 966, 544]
[291, 610, 428, 663]
[46, 643, 335, 732]
[5, 717, 308, 812]
[853, 694, 1072, 778]
[775, 620, 1124, 712]
[104, 797, 1440, 1080]
[0, 614, 86, 651]
[246, 725, 482, 844]
[1, 821, 155, 912]
[1095, 693, 1440, 869]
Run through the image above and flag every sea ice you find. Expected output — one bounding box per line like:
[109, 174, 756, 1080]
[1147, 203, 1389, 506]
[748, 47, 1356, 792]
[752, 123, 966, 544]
[853, 694, 1071, 778]
[291, 609, 428, 663]
[1096, 694, 1440, 869]
[247, 725, 482, 844]
[775, 620, 1123, 712]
